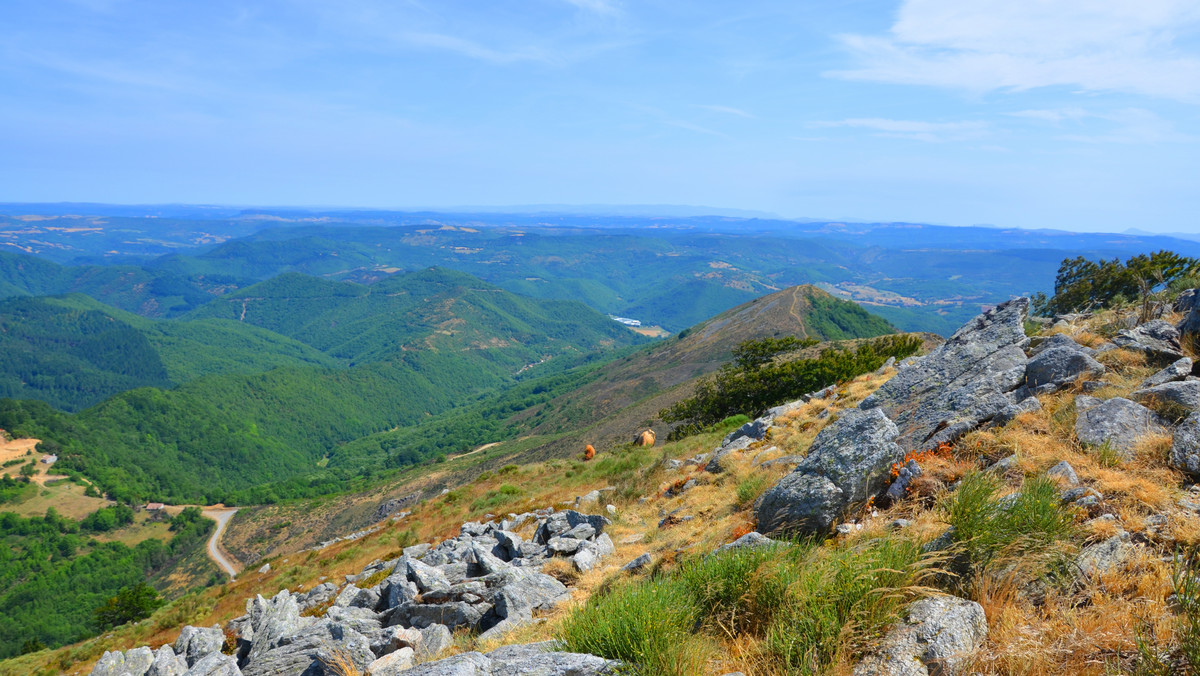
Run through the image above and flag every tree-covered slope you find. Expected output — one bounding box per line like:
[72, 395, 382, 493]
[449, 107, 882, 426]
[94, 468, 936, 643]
[185, 267, 640, 366]
[0, 295, 341, 411]
[0, 297, 171, 411]
[0, 269, 643, 502]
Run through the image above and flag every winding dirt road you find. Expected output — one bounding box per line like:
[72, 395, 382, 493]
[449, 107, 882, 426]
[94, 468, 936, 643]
[200, 508, 240, 578]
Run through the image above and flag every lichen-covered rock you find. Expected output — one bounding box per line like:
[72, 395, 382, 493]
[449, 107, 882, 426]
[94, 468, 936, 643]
[1181, 308, 1200, 350]
[173, 625, 225, 668]
[1140, 357, 1194, 389]
[184, 652, 242, 676]
[861, 298, 1030, 451]
[1075, 397, 1169, 457]
[1025, 346, 1106, 389]
[714, 531, 776, 554]
[1132, 380, 1200, 414]
[756, 407, 903, 534]
[242, 620, 373, 676]
[90, 647, 155, 676]
[1177, 289, 1200, 313]
[488, 642, 621, 675]
[1171, 413, 1200, 478]
[241, 590, 308, 670]
[1029, 333, 1095, 357]
[852, 596, 987, 676]
[399, 651, 492, 675]
[147, 645, 187, 676]
[1113, 319, 1185, 361]
[1075, 531, 1135, 580]
[366, 647, 415, 676]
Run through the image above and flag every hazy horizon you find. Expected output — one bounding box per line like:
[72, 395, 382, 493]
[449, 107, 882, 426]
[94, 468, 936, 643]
[2, 1, 1198, 233]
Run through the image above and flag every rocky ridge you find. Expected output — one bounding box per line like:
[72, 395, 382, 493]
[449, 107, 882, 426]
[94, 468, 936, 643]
[89, 509, 619, 676]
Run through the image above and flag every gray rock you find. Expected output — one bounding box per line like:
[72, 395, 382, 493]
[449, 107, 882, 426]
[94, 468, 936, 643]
[547, 536, 582, 555]
[488, 642, 621, 675]
[723, 417, 772, 446]
[1075, 397, 1169, 457]
[852, 596, 988, 676]
[1113, 319, 1185, 361]
[403, 543, 433, 559]
[242, 591, 307, 669]
[1170, 413, 1200, 478]
[1075, 532, 1134, 580]
[382, 574, 419, 609]
[404, 558, 451, 593]
[992, 395, 1043, 427]
[91, 647, 156, 676]
[575, 490, 601, 508]
[884, 459, 922, 504]
[174, 626, 225, 668]
[148, 646, 188, 676]
[533, 511, 609, 545]
[488, 568, 571, 623]
[184, 652, 242, 676]
[1132, 380, 1200, 415]
[1181, 308, 1200, 350]
[706, 435, 755, 473]
[1140, 358, 1194, 389]
[756, 407, 903, 535]
[1046, 460, 1079, 486]
[1029, 333, 1095, 357]
[622, 553, 651, 572]
[988, 454, 1018, 473]
[417, 623, 453, 661]
[1177, 289, 1200, 314]
[297, 583, 338, 613]
[366, 647, 414, 676]
[1025, 346, 1106, 388]
[242, 621, 373, 676]
[398, 600, 488, 631]
[755, 472, 844, 535]
[860, 298, 1030, 452]
[572, 546, 597, 572]
[398, 652, 492, 675]
[714, 531, 776, 554]
[766, 399, 806, 419]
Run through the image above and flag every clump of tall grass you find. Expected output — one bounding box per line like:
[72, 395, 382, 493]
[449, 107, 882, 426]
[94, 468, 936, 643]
[557, 578, 708, 675]
[559, 536, 929, 674]
[943, 472, 1076, 577]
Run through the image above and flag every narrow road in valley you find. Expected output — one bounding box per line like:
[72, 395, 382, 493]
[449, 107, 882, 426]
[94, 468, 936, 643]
[201, 507, 240, 578]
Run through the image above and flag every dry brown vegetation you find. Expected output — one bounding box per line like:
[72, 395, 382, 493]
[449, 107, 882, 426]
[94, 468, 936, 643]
[7, 308, 1200, 675]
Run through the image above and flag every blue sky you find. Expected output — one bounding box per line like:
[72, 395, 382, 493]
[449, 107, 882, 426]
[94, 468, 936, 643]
[1, 0, 1198, 232]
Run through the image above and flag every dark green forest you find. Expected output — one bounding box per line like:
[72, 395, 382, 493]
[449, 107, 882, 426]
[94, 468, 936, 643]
[0, 506, 212, 658]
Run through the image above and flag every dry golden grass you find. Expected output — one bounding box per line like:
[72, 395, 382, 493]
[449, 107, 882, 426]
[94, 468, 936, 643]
[15, 320, 1198, 675]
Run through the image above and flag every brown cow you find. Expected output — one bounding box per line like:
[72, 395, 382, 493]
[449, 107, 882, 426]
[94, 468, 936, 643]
[632, 430, 656, 447]
[583, 444, 596, 461]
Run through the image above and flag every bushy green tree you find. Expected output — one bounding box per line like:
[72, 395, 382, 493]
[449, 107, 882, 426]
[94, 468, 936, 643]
[93, 582, 162, 630]
[660, 334, 923, 435]
[1033, 251, 1200, 316]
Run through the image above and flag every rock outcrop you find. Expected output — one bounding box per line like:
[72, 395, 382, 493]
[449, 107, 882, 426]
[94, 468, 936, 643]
[91, 510, 615, 676]
[755, 407, 902, 534]
[860, 298, 1031, 452]
[1171, 412, 1200, 478]
[1075, 396, 1169, 457]
[852, 597, 988, 676]
[1112, 319, 1185, 361]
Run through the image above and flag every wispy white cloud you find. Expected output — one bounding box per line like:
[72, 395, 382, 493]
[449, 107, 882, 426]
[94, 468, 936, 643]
[398, 31, 550, 63]
[696, 104, 754, 118]
[815, 117, 988, 142]
[1059, 108, 1194, 144]
[829, 0, 1200, 101]
[559, 0, 619, 14]
[1007, 108, 1091, 123]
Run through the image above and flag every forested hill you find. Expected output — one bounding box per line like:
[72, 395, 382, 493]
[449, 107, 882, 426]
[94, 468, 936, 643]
[184, 267, 637, 365]
[0, 269, 645, 503]
[0, 294, 339, 411]
[331, 284, 901, 475]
